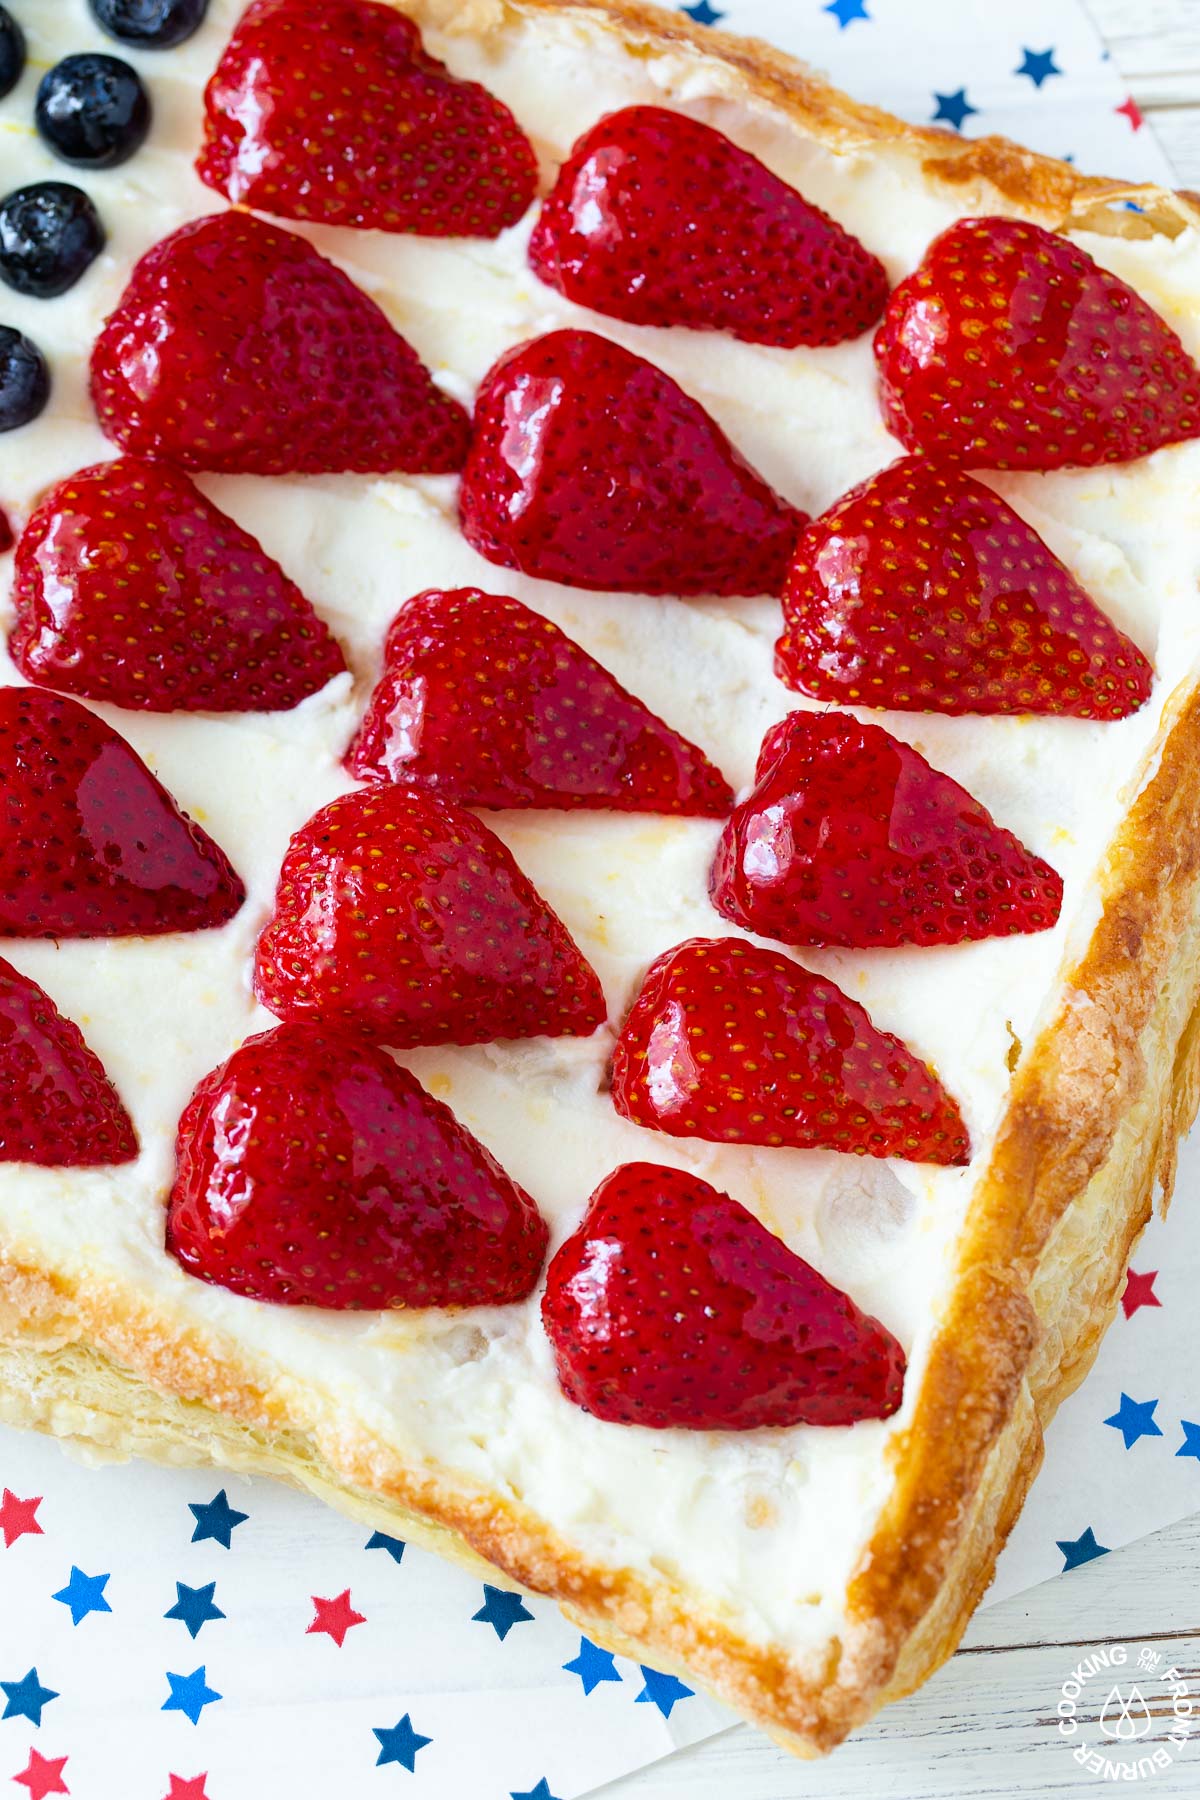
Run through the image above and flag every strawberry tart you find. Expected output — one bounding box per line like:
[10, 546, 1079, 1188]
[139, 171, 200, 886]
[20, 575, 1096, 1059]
[0, 0, 1198, 1755]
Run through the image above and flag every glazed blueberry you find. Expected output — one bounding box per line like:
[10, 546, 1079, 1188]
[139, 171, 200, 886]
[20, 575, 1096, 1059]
[0, 7, 24, 101]
[0, 183, 105, 298]
[89, 0, 209, 50]
[35, 54, 151, 169]
[0, 327, 49, 431]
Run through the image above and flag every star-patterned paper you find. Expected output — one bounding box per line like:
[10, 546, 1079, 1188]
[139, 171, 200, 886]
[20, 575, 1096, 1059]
[673, 0, 1172, 183]
[0, 1432, 723, 1797]
[0, 2, 1189, 1797]
[987, 1195, 1200, 1602]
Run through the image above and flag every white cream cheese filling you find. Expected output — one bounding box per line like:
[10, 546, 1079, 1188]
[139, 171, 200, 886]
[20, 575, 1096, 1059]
[0, 0, 1197, 1663]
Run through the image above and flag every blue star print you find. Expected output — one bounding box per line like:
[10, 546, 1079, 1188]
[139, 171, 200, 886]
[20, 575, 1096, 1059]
[365, 1531, 406, 1564]
[1103, 1393, 1163, 1449]
[680, 1, 724, 22]
[472, 1584, 534, 1640]
[824, 0, 870, 25]
[511, 1783, 562, 1800]
[1056, 1527, 1110, 1572]
[162, 1666, 222, 1725]
[0, 1669, 58, 1727]
[165, 1581, 225, 1640]
[932, 89, 978, 132]
[563, 1638, 622, 1696]
[635, 1667, 694, 1719]
[374, 1714, 432, 1771]
[1176, 1420, 1200, 1461]
[51, 1567, 111, 1626]
[1016, 47, 1061, 88]
[187, 1490, 248, 1549]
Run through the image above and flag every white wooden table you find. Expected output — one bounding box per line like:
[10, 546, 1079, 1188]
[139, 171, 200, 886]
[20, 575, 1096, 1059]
[612, 4, 1200, 1793]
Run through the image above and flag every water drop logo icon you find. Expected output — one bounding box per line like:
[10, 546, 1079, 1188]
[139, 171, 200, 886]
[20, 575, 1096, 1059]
[1099, 1683, 1153, 1741]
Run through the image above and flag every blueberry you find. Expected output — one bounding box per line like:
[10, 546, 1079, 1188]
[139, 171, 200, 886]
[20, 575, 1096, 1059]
[0, 183, 105, 298]
[35, 54, 151, 170]
[89, 0, 209, 50]
[0, 7, 24, 101]
[0, 327, 49, 431]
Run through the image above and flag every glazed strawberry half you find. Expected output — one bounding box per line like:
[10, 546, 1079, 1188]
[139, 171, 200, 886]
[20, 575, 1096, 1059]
[0, 958, 137, 1167]
[255, 786, 606, 1045]
[875, 216, 1200, 469]
[90, 212, 470, 477]
[612, 937, 968, 1164]
[11, 458, 346, 713]
[459, 329, 802, 596]
[542, 1163, 906, 1429]
[777, 458, 1153, 718]
[0, 688, 245, 938]
[710, 710, 1063, 949]
[346, 588, 733, 814]
[529, 105, 888, 347]
[167, 1021, 547, 1308]
[198, 0, 537, 237]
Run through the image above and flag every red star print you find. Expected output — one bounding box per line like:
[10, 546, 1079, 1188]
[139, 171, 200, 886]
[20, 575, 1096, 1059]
[13, 1750, 69, 1799]
[0, 1489, 43, 1548]
[162, 1777, 208, 1800]
[1116, 96, 1144, 131]
[306, 1589, 366, 1648]
[1121, 1268, 1162, 1320]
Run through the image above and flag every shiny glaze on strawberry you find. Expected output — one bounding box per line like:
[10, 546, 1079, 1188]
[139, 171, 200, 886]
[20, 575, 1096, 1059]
[91, 211, 470, 476]
[711, 710, 1063, 949]
[198, 0, 537, 235]
[611, 936, 969, 1163]
[459, 329, 802, 597]
[11, 458, 346, 712]
[529, 104, 888, 346]
[255, 786, 606, 1045]
[168, 1021, 548, 1308]
[0, 687, 244, 937]
[542, 1162, 906, 1429]
[346, 588, 733, 815]
[875, 216, 1200, 469]
[778, 457, 1153, 718]
[0, 956, 137, 1166]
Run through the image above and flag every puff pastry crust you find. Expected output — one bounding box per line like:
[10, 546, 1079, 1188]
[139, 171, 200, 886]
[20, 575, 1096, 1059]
[3, 0, 1200, 1755]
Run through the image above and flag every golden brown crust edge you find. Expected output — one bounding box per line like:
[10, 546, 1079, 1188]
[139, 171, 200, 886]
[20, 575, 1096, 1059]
[427, 0, 1200, 234]
[2, 0, 1200, 1758]
[850, 684, 1200, 1720]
